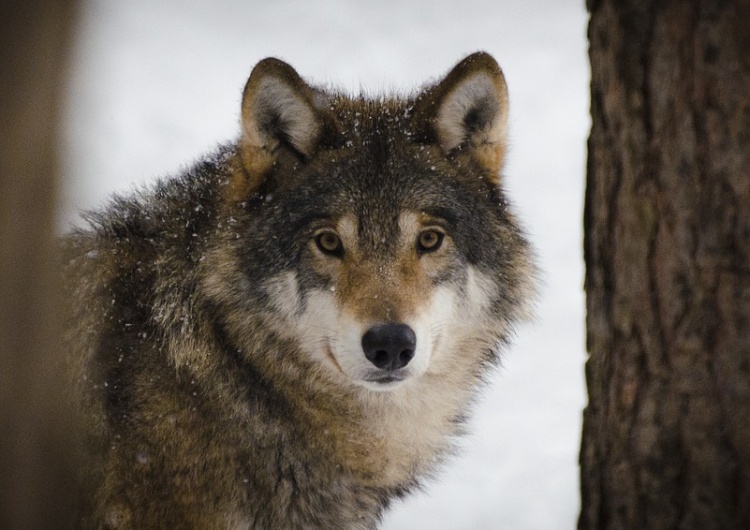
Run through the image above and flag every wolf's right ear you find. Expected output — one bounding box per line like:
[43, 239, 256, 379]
[232, 58, 326, 201]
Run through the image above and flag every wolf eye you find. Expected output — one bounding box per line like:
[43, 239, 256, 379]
[417, 229, 444, 254]
[315, 232, 343, 257]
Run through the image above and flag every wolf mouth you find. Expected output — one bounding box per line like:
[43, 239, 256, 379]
[363, 374, 406, 385]
[325, 343, 408, 389]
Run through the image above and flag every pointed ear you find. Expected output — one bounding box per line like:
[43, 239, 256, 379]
[411, 52, 509, 182]
[232, 58, 325, 200]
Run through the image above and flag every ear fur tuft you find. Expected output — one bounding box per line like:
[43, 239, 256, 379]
[231, 58, 324, 201]
[411, 52, 509, 182]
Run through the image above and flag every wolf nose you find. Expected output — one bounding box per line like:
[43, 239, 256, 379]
[361, 324, 416, 371]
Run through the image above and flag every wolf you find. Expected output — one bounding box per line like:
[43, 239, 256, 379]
[64, 51, 536, 529]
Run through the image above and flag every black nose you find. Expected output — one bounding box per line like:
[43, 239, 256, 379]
[361, 323, 417, 371]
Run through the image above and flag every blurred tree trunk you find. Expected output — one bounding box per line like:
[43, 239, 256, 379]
[581, 0, 750, 529]
[0, 1, 79, 528]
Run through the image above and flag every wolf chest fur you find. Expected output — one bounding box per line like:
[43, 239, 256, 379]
[65, 51, 535, 529]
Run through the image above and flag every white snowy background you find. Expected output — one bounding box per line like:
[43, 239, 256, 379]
[61, 1, 590, 528]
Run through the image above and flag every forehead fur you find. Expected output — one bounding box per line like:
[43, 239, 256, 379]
[323, 95, 416, 144]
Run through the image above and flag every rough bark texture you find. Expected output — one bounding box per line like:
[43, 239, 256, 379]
[0, 1, 79, 528]
[581, 0, 750, 529]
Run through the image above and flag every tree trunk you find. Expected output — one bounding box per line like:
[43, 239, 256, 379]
[0, 1, 79, 528]
[581, 0, 750, 529]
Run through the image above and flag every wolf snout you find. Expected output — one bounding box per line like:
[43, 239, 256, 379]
[361, 323, 416, 371]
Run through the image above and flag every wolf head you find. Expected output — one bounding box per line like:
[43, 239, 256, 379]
[204, 52, 534, 393]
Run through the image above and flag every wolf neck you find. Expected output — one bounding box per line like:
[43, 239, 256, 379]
[255, 343, 479, 490]
[358, 374, 477, 486]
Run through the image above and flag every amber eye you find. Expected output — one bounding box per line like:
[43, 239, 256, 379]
[315, 232, 343, 257]
[417, 229, 444, 254]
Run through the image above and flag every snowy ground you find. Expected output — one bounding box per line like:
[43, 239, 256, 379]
[61, 1, 590, 528]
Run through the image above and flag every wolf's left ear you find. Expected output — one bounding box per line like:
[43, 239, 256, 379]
[232, 58, 326, 200]
[411, 52, 509, 183]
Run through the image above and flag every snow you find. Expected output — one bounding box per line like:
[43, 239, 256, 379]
[61, 1, 590, 528]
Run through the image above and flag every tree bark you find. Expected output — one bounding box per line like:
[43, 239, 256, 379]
[581, 0, 750, 529]
[0, 1, 79, 528]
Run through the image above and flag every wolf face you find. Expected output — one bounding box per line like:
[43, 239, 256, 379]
[204, 53, 534, 394]
[263, 209, 497, 393]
